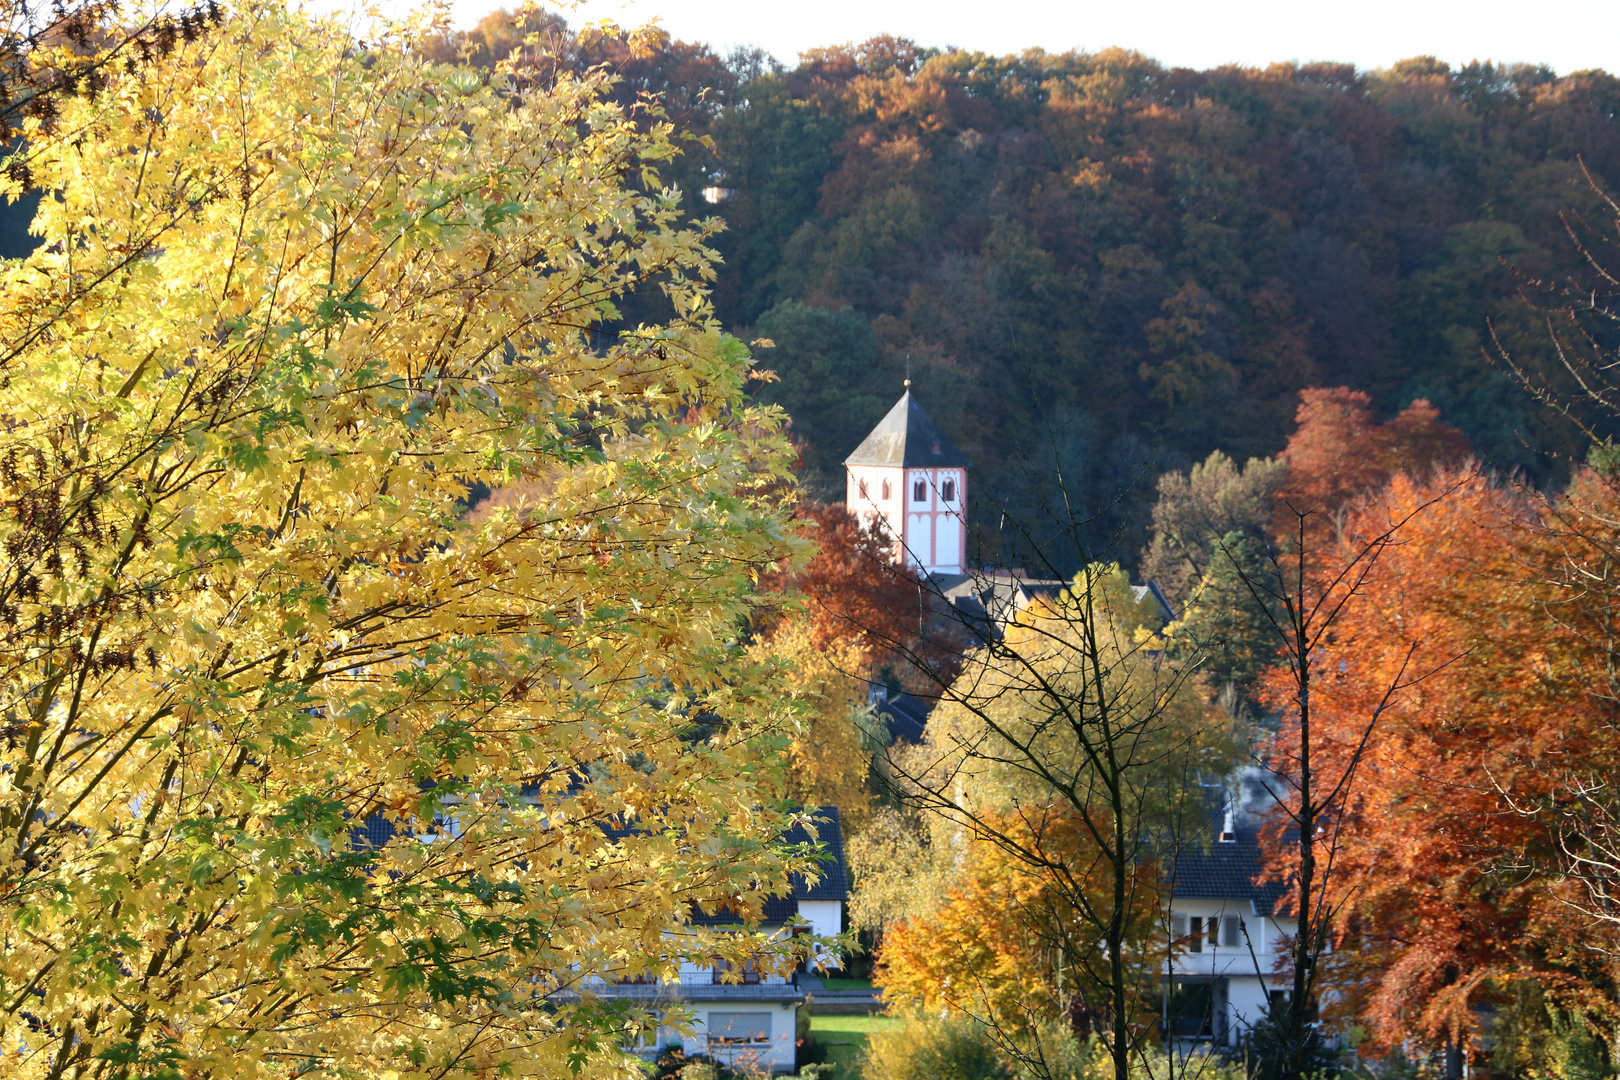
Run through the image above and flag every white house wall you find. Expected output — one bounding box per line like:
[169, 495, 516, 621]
[1166, 899, 1296, 1047]
[847, 464, 966, 575]
[637, 1003, 798, 1074]
[846, 464, 905, 563]
[795, 900, 841, 942]
[796, 899, 843, 972]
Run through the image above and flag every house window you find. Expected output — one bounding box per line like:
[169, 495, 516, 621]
[858, 479, 869, 498]
[913, 479, 927, 503]
[622, 1010, 679, 1052]
[707, 1012, 771, 1047]
[1189, 916, 1204, 953]
[881, 479, 891, 500]
[1223, 916, 1243, 948]
[941, 479, 956, 503]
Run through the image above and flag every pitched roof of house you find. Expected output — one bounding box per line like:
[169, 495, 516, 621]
[843, 390, 971, 469]
[1132, 581, 1176, 624]
[690, 806, 848, 926]
[784, 805, 848, 902]
[351, 805, 849, 914]
[353, 806, 848, 900]
[934, 569, 1065, 629]
[1168, 825, 1288, 916]
[873, 692, 931, 744]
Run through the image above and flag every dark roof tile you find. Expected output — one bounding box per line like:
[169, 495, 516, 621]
[1168, 826, 1287, 915]
[843, 391, 970, 469]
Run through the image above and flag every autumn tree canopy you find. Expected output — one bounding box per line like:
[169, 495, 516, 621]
[872, 564, 1236, 1080]
[878, 807, 1162, 1037]
[1275, 387, 1472, 524]
[0, 6, 815, 1077]
[1267, 467, 1620, 1062]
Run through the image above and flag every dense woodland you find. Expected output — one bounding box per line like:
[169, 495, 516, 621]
[405, 10, 1620, 573]
[11, 9, 1616, 563]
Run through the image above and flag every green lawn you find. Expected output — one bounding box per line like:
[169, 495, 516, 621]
[808, 1014, 904, 1080]
[816, 977, 874, 991]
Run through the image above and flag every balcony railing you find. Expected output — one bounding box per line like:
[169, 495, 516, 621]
[564, 972, 802, 1000]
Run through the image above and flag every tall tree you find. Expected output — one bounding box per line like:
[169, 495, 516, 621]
[1271, 469, 1620, 1071]
[758, 500, 955, 687]
[879, 564, 1235, 1080]
[1141, 450, 1285, 609]
[1274, 388, 1471, 541]
[876, 806, 1161, 1038]
[0, 7, 814, 1077]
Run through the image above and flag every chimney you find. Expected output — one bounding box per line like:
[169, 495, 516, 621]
[1219, 804, 1237, 844]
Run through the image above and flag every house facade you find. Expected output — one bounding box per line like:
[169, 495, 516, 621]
[576, 808, 849, 1074]
[1163, 788, 1297, 1048]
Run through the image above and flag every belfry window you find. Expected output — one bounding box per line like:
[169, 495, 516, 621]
[941, 479, 956, 503]
[913, 479, 927, 503]
[858, 479, 869, 499]
[881, 479, 891, 500]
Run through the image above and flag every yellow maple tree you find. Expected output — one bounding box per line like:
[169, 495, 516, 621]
[748, 617, 880, 828]
[0, 5, 813, 1077]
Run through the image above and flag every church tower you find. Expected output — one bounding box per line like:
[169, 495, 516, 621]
[843, 383, 969, 576]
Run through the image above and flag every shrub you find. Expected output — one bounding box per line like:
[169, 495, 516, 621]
[860, 1017, 1011, 1080]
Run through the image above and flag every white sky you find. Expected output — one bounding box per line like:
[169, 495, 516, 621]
[304, 0, 1620, 75]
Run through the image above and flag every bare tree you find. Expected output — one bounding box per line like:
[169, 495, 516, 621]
[1218, 493, 1461, 1080]
[1490, 163, 1620, 960]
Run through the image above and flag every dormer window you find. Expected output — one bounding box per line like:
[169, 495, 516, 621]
[858, 479, 869, 499]
[913, 479, 927, 503]
[881, 479, 891, 501]
[931, 440, 941, 455]
[941, 479, 956, 503]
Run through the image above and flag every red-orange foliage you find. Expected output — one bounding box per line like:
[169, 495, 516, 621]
[758, 501, 959, 685]
[1262, 467, 1620, 1053]
[1276, 388, 1471, 526]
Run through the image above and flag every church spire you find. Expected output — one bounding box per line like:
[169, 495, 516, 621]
[842, 388, 969, 470]
[843, 386, 968, 577]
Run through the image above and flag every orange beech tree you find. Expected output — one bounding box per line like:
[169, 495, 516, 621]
[1269, 467, 1620, 1066]
[758, 499, 956, 685]
[1274, 388, 1471, 537]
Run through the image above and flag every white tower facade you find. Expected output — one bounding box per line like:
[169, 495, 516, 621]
[843, 386, 969, 577]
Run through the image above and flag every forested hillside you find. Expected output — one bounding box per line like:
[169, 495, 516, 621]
[23, 11, 1620, 564]
[706, 42, 1620, 492]
[490, 16, 1618, 554]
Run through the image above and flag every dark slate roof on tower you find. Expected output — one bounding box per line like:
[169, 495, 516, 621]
[843, 390, 970, 469]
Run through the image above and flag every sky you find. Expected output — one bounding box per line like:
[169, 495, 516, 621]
[308, 0, 1620, 75]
